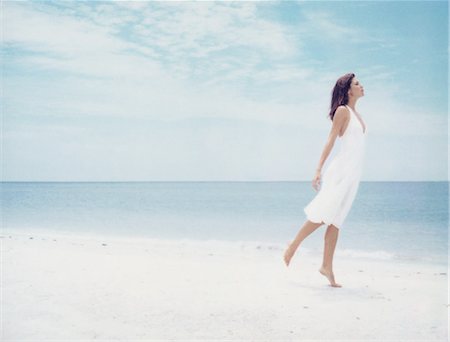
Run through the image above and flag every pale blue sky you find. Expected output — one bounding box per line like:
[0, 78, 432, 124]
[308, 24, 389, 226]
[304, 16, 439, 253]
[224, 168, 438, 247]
[2, 0, 448, 181]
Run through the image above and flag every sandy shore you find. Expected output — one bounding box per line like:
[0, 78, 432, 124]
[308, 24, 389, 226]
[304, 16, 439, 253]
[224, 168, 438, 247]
[2, 230, 448, 340]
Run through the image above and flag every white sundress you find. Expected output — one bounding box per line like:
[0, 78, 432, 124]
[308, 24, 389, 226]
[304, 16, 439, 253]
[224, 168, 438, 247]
[303, 105, 368, 229]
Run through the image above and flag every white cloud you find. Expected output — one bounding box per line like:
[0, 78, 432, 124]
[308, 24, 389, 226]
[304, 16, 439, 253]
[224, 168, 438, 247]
[301, 10, 359, 41]
[4, 2, 302, 81]
[4, 3, 122, 56]
[3, 3, 164, 80]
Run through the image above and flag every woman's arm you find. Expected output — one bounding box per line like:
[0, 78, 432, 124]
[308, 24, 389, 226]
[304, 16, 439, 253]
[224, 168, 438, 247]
[312, 106, 349, 190]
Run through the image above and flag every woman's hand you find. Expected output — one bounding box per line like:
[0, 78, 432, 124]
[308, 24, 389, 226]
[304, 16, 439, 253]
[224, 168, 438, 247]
[312, 170, 321, 191]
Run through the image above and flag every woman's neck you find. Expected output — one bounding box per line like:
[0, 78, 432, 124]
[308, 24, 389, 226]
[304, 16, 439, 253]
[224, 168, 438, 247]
[347, 98, 357, 111]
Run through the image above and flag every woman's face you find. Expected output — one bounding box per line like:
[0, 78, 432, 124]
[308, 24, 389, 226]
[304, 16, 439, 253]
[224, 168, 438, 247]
[348, 78, 364, 98]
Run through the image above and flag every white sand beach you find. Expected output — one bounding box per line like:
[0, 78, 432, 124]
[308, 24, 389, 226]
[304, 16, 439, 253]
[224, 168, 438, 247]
[2, 230, 448, 340]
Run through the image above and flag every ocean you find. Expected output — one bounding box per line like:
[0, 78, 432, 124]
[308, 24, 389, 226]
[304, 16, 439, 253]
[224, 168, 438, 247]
[1, 181, 448, 266]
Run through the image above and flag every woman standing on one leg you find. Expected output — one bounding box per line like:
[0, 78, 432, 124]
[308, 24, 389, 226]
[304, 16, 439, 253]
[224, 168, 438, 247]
[283, 73, 367, 288]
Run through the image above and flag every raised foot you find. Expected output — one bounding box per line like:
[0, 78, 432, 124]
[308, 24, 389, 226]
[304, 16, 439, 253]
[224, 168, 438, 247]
[283, 244, 295, 267]
[319, 266, 342, 287]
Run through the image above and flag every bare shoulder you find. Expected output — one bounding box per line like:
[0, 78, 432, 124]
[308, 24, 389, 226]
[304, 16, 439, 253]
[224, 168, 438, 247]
[331, 106, 350, 138]
[333, 105, 350, 122]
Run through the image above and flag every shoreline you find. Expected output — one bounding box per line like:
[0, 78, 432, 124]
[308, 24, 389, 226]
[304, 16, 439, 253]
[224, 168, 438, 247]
[2, 227, 447, 267]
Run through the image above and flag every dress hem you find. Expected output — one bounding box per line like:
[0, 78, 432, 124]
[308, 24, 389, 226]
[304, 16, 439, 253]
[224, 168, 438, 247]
[303, 208, 341, 229]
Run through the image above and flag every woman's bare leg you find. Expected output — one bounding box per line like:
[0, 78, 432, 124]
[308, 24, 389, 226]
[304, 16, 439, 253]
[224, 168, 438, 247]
[283, 220, 323, 266]
[319, 224, 342, 287]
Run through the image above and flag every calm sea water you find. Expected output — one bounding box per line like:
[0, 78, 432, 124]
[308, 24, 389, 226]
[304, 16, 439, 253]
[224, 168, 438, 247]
[1, 181, 448, 266]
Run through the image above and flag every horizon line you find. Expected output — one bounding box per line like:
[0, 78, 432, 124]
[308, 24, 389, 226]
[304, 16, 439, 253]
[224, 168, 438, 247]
[1, 180, 448, 183]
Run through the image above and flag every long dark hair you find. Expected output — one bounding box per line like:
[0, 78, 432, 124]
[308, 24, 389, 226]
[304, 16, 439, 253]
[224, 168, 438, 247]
[328, 73, 355, 121]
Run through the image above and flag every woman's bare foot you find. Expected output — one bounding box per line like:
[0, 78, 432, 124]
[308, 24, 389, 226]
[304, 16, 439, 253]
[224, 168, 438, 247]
[319, 266, 342, 287]
[283, 244, 296, 267]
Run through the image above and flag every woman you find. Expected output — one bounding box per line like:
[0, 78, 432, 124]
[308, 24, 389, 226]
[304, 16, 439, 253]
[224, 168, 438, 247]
[283, 73, 367, 288]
